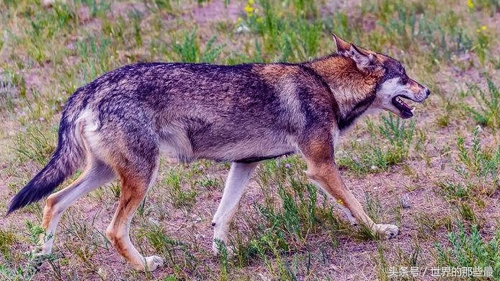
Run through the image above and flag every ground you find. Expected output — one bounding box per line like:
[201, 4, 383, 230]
[0, 0, 500, 280]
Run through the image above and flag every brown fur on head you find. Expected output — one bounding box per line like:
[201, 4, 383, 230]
[332, 33, 430, 119]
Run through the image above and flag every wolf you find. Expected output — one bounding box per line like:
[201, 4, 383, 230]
[7, 34, 430, 271]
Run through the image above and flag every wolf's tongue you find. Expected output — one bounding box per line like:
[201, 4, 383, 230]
[393, 96, 413, 119]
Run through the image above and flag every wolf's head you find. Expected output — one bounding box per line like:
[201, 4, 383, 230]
[333, 34, 430, 119]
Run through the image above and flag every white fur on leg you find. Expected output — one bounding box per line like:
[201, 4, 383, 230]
[212, 162, 258, 254]
[37, 162, 114, 256]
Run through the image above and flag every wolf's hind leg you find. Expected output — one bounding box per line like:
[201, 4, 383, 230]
[212, 162, 258, 255]
[105, 157, 163, 272]
[38, 159, 115, 255]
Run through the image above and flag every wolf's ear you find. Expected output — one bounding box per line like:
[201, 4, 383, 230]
[349, 44, 376, 71]
[333, 34, 378, 71]
[332, 34, 351, 55]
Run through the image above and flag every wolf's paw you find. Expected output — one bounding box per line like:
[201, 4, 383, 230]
[374, 224, 399, 239]
[29, 246, 42, 256]
[144, 255, 164, 271]
[26, 246, 53, 270]
[29, 245, 51, 258]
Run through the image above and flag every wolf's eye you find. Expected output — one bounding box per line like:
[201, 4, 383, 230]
[401, 76, 409, 84]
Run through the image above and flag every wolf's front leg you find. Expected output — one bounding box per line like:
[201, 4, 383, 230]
[212, 162, 259, 255]
[300, 140, 399, 239]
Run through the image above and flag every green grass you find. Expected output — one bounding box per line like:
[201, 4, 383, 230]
[435, 223, 500, 280]
[453, 127, 499, 199]
[172, 29, 225, 63]
[1, 0, 500, 279]
[337, 114, 416, 174]
[163, 167, 198, 208]
[140, 226, 202, 278]
[465, 78, 500, 131]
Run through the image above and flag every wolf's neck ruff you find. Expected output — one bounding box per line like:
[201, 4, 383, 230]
[306, 55, 379, 130]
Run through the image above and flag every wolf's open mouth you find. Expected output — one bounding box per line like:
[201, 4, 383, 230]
[392, 95, 413, 118]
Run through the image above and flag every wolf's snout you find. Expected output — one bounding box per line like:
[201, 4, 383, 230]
[415, 87, 430, 102]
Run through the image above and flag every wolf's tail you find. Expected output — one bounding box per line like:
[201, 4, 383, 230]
[7, 110, 86, 215]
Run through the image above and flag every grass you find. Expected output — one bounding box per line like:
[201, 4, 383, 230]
[465, 78, 500, 132]
[435, 223, 500, 280]
[337, 114, 416, 174]
[438, 127, 500, 209]
[172, 29, 225, 63]
[0, 0, 499, 279]
[163, 166, 198, 208]
[140, 226, 201, 278]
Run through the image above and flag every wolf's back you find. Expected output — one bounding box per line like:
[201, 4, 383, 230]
[7, 94, 86, 215]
